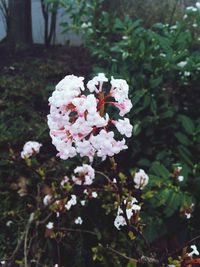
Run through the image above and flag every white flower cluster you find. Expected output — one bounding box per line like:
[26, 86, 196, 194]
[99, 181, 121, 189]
[21, 141, 42, 159]
[114, 197, 141, 230]
[48, 74, 133, 162]
[134, 169, 149, 189]
[72, 164, 95, 185]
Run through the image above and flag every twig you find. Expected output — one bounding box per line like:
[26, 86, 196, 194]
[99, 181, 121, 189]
[106, 245, 159, 265]
[6, 213, 34, 267]
[24, 213, 35, 267]
[56, 227, 98, 236]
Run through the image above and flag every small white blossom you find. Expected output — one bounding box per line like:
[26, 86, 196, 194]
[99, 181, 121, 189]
[6, 220, 13, 227]
[184, 71, 190, 77]
[75, 217, 83, 225]
[21, 141, 42, 159]
[46, 222, 54, 229]
[186, 6, 197, 12]
[80, 200, 86, 206]
[177, 61, 187, 68]
[115, 118, 133, 137]
[43, 194, 52, 206]
[61, 176, 69, 187]
[188, 245, 199, 257]
[185, 212, 191, 219]
[72, 164, 95, 185]
[178, 176, 184, 182]
[65, 195, 77, 210]
[196, 2, 200, 9]
[114, 197, 141, 230]
[134, 169, 149, 189]
[92, 191, 98, 198]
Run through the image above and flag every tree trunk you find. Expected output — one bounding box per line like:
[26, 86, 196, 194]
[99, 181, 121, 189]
[7, 0, 32, 48]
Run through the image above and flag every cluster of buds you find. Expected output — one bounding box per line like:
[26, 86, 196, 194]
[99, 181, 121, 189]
[47, 74, 133, 162]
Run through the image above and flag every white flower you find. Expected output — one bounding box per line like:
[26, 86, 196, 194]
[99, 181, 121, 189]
[55, 74, 84, 92]
[117, 99, 133, 116]
[177, 61, 187, 68]
[61, 176, 69, 187]
[6, 220, 13, 227]
[178, 176, 184, 182]
[134, 169, 149, 189]
[87, 73, 108, 93]
[186, 6, 197, 12]
[92, 191, 98, 198]
[81, 22, 91, 28]
[184, 71, 190, 77]
[115, 118, 133, 137]
[114, 213, 126, 230]
[185, 212, 191, 219]
[72, 164, 95, 185]
[110, 77, 129, 102]
[65, 195, 77, 210]
[21, 141, 42, 159]
[43, 194, 52, 206]
[80, 200, 86, 206]
[46, 222, 54, 229]
[188, 245, 199, 257]
[75, 217, 83, 225]
[114, 197, 141, 230]
[196, 2, 200, 9]
[76, 140, 95, 162]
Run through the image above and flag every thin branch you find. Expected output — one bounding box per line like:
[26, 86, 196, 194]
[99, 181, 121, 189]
[56, 227, 98, 236]
[106, 245, 159, 265]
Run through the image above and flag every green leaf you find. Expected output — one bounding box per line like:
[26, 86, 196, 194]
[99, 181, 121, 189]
[178, 115, 195, 135]
[177, 145, 193, 166]
[175, 132, 190, 146]
[127, 259, 137, 267]
[151, 162, 170, 179]
[150, 76, 162, 88]
[164, 191, 182, 217]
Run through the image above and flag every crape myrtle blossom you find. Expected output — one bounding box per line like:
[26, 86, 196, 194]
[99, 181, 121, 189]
[114, 197, 141, 230]
[134, 169, 149, 189]
[21, 141, 42, 159]
[48, 73, 133, 162]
